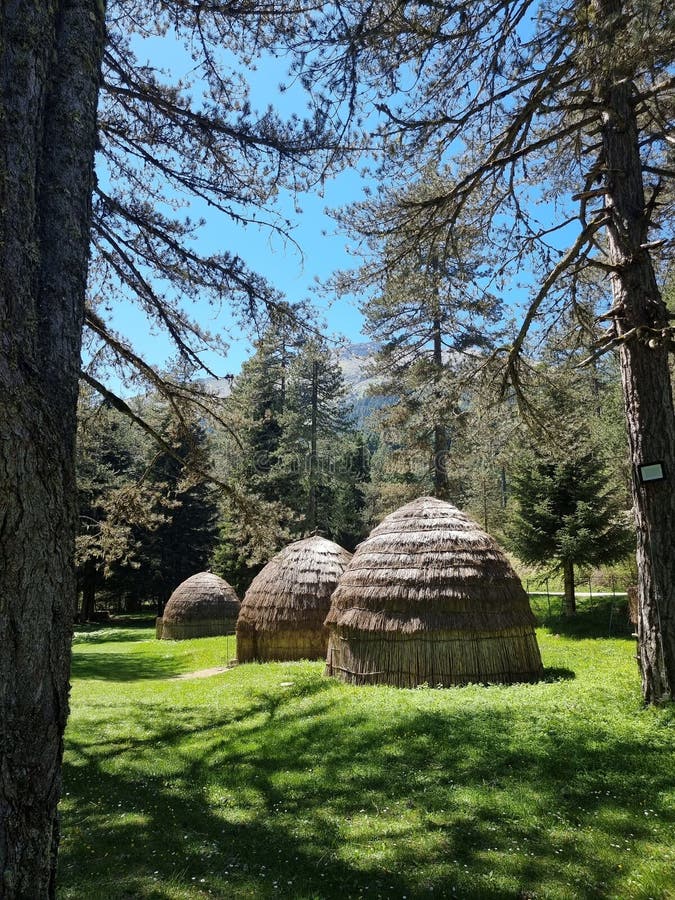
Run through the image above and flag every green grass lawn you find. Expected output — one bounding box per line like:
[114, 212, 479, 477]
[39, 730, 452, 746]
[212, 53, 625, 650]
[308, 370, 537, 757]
[60, 603, 674, 899]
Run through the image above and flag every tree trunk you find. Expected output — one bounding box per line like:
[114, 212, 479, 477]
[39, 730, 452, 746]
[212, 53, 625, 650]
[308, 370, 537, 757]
[562, 560, 576, 617]
[432, 315, 450, 500]
[307, 359, 319, 532]
[80, 561, 97, 622]
[125, 589, 141, 615]
[500, 465, 508, 509]
[0, 2, 105, 895]
[596, 0, 675, 703]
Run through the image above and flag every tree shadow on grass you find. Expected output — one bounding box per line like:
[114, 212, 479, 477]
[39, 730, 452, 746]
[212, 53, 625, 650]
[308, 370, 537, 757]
[541, 666, 575, 682]
[60, 671, 674, 899]
[70, 650, 183, 681]
[535, 597, 634, 641]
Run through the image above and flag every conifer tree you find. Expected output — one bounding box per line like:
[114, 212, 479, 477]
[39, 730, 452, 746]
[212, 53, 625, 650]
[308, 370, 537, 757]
[213, 327, 366, 571]
[335, 177, 501, 501]
[507, 450, 632, 615]
[221, 319, 305, 532]
[135, 417, 220, 613]
[1, 5, 341, 884]
[280, 337, 361, 535]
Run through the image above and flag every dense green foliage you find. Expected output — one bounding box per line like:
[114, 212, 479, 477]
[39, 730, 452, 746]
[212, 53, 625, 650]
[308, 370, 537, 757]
[131, 418, 220, 613]
[77, 334, 636, 615]
[76, 396, 220, 615]
[334, 177, 502, 505]
[211, 326, 368, 584]
[61, 607, 674, 899]
[508, 450, 632, 614]
[76, 392, 149, 617]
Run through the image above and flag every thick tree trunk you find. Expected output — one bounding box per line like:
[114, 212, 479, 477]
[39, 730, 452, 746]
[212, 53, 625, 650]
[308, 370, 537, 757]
[0, 2, 105, 895]
[562, 560, 576, 617]
[597, 0, 675, 702]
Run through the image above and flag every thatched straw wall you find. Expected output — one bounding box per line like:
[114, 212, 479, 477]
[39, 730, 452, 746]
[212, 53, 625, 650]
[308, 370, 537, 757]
[325, 497, 543, 686]
[161, 572, 240, 640]
[237, 536, 352, 662]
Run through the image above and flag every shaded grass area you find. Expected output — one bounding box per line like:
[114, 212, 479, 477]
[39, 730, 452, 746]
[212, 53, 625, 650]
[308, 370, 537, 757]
[528, 594, 634, 641]
[70, 633, 237, 681]
[61, 607, 674, 899]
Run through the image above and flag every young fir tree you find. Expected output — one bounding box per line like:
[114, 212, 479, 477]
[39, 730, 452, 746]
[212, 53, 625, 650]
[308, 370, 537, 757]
[503, 317, 634, 615]
[507, 449, 633, 616]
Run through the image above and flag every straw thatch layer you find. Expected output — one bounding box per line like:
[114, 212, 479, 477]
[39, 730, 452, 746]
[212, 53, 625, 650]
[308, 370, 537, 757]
[325, 497, 543, 686]
[161, 572, 240, 640]
[237, 536, 352, 662]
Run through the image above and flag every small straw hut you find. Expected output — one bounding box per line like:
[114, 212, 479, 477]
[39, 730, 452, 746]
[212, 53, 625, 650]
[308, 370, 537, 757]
[160, 572, 240, 640]
[324, 497, 543, 687]
[237, 536, 352, 662]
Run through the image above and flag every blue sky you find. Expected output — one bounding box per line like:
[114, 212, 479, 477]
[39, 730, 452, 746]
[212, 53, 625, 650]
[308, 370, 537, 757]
[104, 33, 370, 380]
[100, 22, 586, 384]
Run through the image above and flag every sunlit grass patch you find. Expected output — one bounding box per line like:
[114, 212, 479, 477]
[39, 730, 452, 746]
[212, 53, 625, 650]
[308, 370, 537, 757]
[61, 608, 674, 899]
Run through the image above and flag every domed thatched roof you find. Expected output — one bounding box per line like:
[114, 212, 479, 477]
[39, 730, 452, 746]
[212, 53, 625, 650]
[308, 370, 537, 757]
[237, 536, 352, 662]
[160, 572, 240, 640]
[324, 497, 543, 686]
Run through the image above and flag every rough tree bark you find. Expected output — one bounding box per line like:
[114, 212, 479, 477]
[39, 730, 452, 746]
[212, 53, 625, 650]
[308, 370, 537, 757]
[596, 0, 675, 702]
[0, 1, 105, 895]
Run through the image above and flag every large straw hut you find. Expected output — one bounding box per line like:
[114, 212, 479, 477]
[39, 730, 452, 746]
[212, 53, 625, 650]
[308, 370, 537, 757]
[325, 497, 543, 687]
[160, 572, 240, 640]
[237, 536, 352, 662]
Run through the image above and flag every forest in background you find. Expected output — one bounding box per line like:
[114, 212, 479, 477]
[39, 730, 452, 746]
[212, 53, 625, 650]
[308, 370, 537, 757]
[76, 283, 649, 619]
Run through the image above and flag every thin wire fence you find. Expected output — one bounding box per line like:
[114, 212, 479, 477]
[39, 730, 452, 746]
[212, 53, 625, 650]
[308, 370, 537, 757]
[525, 573, 630, 637]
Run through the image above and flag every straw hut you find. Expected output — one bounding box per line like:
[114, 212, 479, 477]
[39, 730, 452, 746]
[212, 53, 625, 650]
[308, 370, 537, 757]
[325, 497, 543, 687]
[160, 572, 240, 640]
[237, 536, 352, 662]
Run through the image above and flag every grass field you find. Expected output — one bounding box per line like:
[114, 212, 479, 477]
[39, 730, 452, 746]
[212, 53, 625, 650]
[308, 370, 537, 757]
[60, 600, 674, 899]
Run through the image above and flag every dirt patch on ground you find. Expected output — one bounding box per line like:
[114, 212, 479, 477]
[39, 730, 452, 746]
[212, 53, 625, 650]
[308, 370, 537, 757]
[171, 664, 236, 680]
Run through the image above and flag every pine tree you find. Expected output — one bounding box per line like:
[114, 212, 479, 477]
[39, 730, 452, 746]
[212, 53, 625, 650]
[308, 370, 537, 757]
[279, 337, 361, 536]
[219, 320, 305, 538]
[132, 416, 220, 613]
[507, 449, 632, 616]
[212, 328, 366, 568]
[335, 177, 501, 502]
